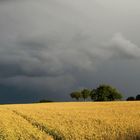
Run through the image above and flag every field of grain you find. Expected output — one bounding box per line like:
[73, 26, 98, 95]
[0, 102, 139, 140]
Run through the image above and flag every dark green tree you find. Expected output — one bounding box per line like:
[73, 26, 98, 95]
[126, 96, 135, 101]
[90, 85, 123, 101]
[81, 89, 90, 101]
[90, 89, 97, 101]
[136, 94, 140, 100]
[70, 91, 81, 101]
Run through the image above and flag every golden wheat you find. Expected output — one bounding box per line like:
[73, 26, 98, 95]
[0, 101, 140, 140]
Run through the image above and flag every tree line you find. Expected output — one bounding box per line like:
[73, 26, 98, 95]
[38, 84, 140, 103]
[70, 84, 123, 101]
[126, 95, 140, 101]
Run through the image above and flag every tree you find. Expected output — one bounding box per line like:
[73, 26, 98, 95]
[81, 89, 90, 101]
[136, 94, 140, 100]
[90, 89, 97, 101]
[70, 91, 81, 101]
[90, 85, 123, 101]
[107, 90, 122, 101]
[126, 96, 135, 101]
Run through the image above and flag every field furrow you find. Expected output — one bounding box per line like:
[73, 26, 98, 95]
[12, 110, 65, 140]
[0, 108, 52, 140]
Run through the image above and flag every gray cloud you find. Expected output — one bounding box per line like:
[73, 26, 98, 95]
[106, 33, 140, 59]
[0, 0, 140, 102]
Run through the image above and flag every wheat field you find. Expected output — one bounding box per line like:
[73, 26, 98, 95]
[0, 102, 139, 140]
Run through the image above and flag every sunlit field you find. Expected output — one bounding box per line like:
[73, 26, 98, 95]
[0, 102, 140, 140]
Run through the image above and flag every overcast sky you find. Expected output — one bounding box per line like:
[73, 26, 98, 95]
[0, 0, 140, 103]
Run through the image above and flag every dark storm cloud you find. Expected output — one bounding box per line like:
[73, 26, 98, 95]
[0, 0, 140, 103]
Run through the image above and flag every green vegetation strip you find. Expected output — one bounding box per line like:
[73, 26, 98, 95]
[12, 110, 65, 140]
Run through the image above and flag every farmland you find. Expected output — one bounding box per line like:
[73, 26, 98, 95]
[0, 102, 140, 140]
